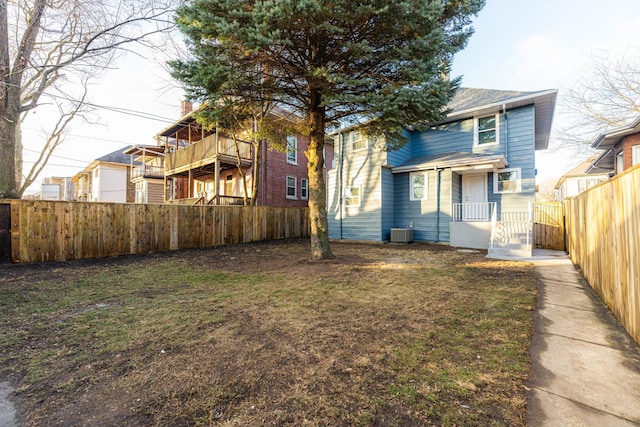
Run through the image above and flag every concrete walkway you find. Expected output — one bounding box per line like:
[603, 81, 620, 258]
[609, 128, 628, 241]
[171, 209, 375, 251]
[526, 250, 640, 426]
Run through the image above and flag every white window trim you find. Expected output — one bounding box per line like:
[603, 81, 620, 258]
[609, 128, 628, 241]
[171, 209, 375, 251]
[349, 132, 368, 152]
[493, 167, 522, 194]
[616, 151, 624, 173]
[286, 136, 298, 165]
[409, 171, 428, 201]
[632, 145, 640, 166]
[286, 175, 297, 200]
[344, 185, 361, 207]
[474, 114, 500, 146]
[300, 178, 308, 200]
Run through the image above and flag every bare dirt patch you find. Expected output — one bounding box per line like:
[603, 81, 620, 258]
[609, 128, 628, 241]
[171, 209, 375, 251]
[0, 239, 536, 426]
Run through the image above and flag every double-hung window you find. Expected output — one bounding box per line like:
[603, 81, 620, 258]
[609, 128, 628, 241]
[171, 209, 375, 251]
[300, 178, 309, 200]
[476, 114, 499, 145]
[632, 145, 640, 166]
[410, 172, 428, 200]
[344, 186, 361, 207]
[349, 132, 367, 152]
[286, 136, 298, 164]
[494, 168, 521, 193]
[286, 175, 297, 199]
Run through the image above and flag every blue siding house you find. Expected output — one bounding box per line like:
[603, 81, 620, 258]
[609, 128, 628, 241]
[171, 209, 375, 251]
[327, 88, 557, 256]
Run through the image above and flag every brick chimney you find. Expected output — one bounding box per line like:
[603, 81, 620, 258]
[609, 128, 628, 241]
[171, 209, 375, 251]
[181, 100, 193, 116]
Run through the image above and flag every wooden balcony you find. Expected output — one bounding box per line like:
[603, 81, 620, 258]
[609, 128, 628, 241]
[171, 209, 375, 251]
[131, 165, 165, 180]
[165, 133, 253, 176]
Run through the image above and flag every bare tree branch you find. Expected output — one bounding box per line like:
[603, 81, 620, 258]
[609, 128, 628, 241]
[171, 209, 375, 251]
[557, 50, 640, 151]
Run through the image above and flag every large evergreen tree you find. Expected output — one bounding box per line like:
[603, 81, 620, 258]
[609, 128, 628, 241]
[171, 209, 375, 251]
[171, 0, 484, 260]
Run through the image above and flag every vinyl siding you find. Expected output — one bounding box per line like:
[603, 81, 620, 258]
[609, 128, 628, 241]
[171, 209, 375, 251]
[451, 172, 462, 204]
[386, 137, 413, 167]
[327, 132, 386, 241]
[393, 169, 452, 242]
[381, 167, 395, 241]
[487, 105, 537, 216]
[410, 120, 475, 157]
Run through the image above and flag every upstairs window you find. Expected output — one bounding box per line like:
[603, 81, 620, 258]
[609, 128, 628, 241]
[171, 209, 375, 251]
[410, 172, 428, 201]
[476, 114, 499, 145]
[494, 168, 521, 193]
[349, 132, 368, 152]
[286, 136, 298, 164]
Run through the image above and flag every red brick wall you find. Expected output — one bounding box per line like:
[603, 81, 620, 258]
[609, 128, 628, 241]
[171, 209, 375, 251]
[255, 136, 335, 207]
[618, 133, 640, 171]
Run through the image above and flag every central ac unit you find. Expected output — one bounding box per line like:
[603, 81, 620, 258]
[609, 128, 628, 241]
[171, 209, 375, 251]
[390, 228, 413, 243]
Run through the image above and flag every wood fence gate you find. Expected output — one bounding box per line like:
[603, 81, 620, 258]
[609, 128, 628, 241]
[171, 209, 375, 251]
[533, 202, 565, 251]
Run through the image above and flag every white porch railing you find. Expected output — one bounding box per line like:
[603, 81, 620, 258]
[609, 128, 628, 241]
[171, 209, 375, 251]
[452, 202, 497, 222]
[489, 203, 534, 256]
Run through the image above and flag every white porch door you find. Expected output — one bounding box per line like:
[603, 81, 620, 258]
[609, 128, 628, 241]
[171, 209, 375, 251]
[462, 174, 488, 221]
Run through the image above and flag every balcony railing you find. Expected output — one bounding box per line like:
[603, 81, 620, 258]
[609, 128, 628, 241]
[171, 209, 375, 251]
[166, 133, 253, 174]
[452, 202, 497, 222]
[131, 165, 165, 180]
[190, 195, 250, 206]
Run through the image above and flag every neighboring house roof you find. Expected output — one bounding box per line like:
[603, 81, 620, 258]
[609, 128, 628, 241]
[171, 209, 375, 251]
[591, 115, 640, 150]
[588, 115, 640, 172]
[391, 151, 508, 174]
[71, 146, 138, 181]
[96, 146, 135, 165]
[123, 145, 165, 162]
[555, 154, 612, 189]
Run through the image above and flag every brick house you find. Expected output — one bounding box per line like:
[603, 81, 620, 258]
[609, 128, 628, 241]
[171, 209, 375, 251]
[128, 102, 333, 207]
[590, 116, 640, 174]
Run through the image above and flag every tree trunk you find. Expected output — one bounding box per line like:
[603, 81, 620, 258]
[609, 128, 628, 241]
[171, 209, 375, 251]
[306, 90, 333, 260]
[0, 111, 18, 198]
[14, 123, 22, 191]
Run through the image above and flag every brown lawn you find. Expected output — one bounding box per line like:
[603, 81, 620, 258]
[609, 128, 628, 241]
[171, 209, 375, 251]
[0, 238, 536, 426]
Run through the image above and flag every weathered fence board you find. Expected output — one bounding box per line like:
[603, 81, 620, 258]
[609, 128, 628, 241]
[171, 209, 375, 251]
[533, 202, 565, 251]
[564, 165, 640, 344]
[1, 200, 309, 263]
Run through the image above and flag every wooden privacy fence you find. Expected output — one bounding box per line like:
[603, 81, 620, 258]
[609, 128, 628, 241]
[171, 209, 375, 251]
[533, 202, 565, 251]
[564, 165, 640, 344]
[2, 200, 309, 263]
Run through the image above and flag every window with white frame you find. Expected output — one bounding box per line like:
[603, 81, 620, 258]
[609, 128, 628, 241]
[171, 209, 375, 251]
[344, 186, 361, 207]
[135, 181, 146, 204]
[409, 172, 428, 200]
[300, 178, 308, 200]
[286, 136, 298, 164]
[286, 175, 297, 199]
[616, 151, 624, 173]
[632, 145, 640, 166]
[349, 131, 367, 152]
[494, 168, 521, 193]
[475, 114, 499, 145]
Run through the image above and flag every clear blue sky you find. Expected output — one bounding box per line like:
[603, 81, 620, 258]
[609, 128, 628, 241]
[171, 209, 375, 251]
[22, 0, 640, 194]
[453, 0, 640, 183]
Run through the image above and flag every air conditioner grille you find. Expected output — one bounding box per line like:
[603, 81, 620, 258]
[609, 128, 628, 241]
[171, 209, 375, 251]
[390, 228, 413, 243]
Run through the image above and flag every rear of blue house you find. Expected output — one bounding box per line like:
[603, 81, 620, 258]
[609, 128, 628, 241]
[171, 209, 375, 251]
[326, 88, 557, 256]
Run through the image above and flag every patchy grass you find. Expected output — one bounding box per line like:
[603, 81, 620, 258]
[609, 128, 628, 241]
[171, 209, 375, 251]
[0, 239, 536, 426]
